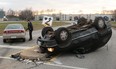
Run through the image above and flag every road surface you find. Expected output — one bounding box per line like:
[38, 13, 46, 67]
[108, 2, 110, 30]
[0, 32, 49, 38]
[0, 25, 115, 69]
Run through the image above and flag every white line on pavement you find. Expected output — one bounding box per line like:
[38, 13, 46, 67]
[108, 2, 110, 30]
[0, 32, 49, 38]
[0, 56, 13, 60]
[0, 56, 87, 69]
[44, 62, 87, 69]
[0, 45, 31, 49]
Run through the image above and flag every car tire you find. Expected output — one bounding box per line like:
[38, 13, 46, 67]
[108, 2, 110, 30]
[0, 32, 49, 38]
[94, 17, 106, 32]
[55, 27, 72, 48]
[42, 27, 54, 37]
[3, 39, 6, 43]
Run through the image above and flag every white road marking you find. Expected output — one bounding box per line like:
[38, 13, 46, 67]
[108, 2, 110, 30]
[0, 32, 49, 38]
[44, 63, 87, 69]
[0, 56, 13, 60]
[50, 59, 63, 65]
[0, 56, 87, 69]
[50, 57, 63, 65]
[0, 45, 31, 49]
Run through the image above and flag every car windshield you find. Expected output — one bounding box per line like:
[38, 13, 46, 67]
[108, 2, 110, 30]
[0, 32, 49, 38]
[6, 24, 24, 29]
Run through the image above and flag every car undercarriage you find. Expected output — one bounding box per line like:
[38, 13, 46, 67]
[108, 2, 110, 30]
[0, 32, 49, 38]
[37, 17, 112, 54]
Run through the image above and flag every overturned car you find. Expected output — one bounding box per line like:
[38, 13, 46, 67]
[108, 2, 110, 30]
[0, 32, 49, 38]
[37, 17, 112, 54]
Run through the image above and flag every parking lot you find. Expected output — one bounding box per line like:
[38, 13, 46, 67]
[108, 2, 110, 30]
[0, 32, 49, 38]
[0, 24, 116, 69]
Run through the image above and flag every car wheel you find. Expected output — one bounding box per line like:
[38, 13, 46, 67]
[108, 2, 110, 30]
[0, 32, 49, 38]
[55, 27, 72, 48]
[42, 27, 54, 37]
[3, 39, 7, 43]
[94, 17, 106, 32]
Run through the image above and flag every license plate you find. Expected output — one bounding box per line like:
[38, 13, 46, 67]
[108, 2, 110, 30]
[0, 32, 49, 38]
[11, 36, 16, 38]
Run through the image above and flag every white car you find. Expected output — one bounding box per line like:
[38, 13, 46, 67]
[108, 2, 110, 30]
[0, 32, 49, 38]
[3, 24, 26, 43]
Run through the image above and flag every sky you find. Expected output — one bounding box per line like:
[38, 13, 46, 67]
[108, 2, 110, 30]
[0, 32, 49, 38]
[0, 0, 116, 14]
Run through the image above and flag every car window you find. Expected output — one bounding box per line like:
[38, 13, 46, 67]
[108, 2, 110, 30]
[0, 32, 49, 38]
[6, 24, 24, 29]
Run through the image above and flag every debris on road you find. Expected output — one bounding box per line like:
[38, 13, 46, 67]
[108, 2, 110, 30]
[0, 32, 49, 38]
[11, 46, 52, 64]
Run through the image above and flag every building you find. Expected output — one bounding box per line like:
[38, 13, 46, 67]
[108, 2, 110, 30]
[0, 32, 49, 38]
[35, 14, 76, 21]
[35, 14, 113, 21]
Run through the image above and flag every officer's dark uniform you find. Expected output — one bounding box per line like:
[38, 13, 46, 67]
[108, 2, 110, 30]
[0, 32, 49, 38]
[27, 20, 33, 40]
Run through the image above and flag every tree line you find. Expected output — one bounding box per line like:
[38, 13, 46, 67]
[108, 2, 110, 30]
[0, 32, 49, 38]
[113, 10, 116, 21]
[0, 9, 57, 21]
[0, 9, 116, 21]
[0, 9, 34, 20]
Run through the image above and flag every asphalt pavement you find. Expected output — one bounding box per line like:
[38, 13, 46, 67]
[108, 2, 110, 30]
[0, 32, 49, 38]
[0, 25, 116, 69]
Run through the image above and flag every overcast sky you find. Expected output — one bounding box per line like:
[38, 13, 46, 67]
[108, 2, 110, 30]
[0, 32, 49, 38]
[0, 0, 116, 14]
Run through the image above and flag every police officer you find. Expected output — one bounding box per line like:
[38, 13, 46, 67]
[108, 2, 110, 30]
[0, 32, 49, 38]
[27, 20, 33, 41]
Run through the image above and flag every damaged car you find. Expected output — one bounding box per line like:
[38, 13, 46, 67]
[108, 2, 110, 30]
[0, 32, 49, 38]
[37, 17, 112, 54]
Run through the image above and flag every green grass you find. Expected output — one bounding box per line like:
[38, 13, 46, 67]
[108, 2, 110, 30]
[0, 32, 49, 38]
[111, 22, 116, 28]
[0, 21, 68, 35]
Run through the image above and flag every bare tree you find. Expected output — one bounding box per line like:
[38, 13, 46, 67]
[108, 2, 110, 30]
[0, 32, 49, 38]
[39, 10, 44, 14]
[6, 9, 15, 17]
[113, 10, 116, 21]
[19, 9, 34, 20]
